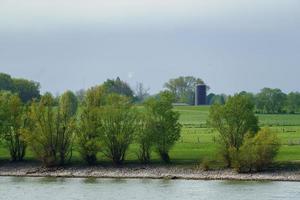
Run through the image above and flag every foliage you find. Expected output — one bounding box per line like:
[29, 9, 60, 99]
[207, 93, 227, 105]
[23, 93, 76, 166]
[0, 92, 27, 161]
[103, 77, 134, 98]
[286, 92, 300, 114]
[0, 73, 40, 103]
[77, 86, 106, 165]
[144, 91, 182, 163]
[60, 91, 78, 117]
[208, 94, 259, 166]
[164, 76, 206, 105]
[256, 88, 287, 114]
[135, 113, 155, 164]
[235, 129, 280, 172]
[101, 94, 138, 165]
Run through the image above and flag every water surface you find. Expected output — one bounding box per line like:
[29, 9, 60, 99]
[0, 177, 299, 200]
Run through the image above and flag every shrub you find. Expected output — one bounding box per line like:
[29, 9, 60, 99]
[235, 129, 280, 172]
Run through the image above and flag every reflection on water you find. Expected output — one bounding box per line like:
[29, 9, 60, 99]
[0, 177, 299, 200]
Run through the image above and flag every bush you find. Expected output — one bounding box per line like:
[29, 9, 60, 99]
[235, 129, 280, 172]
[101, 94, 138, 165]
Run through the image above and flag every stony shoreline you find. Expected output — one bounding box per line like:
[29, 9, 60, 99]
[0, 162, 300, 182]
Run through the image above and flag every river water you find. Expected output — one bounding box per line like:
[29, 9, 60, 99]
[0, 177, 299, 200]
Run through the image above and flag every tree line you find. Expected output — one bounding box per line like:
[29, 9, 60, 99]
[0, 85, 181, 166]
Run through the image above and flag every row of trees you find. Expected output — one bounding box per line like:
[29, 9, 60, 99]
[0, 87, 181, 166]
[208, 95, 281, 172]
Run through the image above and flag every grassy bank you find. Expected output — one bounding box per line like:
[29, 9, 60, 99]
[1, 106, 300, 167]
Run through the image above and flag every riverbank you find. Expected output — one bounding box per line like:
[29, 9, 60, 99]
[0, 162, 300, 181]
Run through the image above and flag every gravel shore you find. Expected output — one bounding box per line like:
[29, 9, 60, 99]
[1, 162, 300, 181]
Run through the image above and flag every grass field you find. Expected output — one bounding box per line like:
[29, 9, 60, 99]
[1, 106, 300, 166]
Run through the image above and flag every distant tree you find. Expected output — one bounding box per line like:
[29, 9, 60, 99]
[134, 82, 150, 103]
[12, 78, 40, 103]
[0, 73, 40, 102]
[144, 91, 182, 163]
[77, 86, 106, 165]
[256, 88, 287, 113]
[103, 77, 134, 98]
[286, 92, 300, 114]
[60, 91, 78, 117]
[0, 92, 27, 161]
[209, 94, 227, 105]
[208, 94, 259, 167]
[164, 76, 207, 105]
[101, 94, 138, 165]
[0, 73, 13, 91]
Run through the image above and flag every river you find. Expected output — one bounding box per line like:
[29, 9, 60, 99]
[0, 177, 299, 200]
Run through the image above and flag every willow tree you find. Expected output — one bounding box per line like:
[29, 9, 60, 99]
[101, 94, 138, 165]
[77, 85, 106, 165]
[24, 92, 77, 166]
[144, 91, 182, 163]
[0, 92, 27, 161]
[208, 94, 259, 167]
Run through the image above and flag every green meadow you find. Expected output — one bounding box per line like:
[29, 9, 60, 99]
[1, 106, 300, 166]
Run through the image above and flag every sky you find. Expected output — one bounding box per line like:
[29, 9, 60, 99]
[0, 0, 299, 95]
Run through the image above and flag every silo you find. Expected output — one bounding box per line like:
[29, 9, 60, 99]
[195, 84, 207, 105]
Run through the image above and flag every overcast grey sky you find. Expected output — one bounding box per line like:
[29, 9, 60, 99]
[0, 0, 299, 94]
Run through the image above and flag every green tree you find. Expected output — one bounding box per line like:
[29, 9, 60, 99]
[12, 78, 40, 103]
[208, 94, 259, 167]
[134, 82, 150, 103]
[0, 92, 27, 161]
[256, 88, 287, 113]
[77, 85, 106, 165]
[101, 94, 138, 165]
[0, 73, 13, 91]
[135, 113, 155, 164]
[60, 91, 78, 117]
[24, 93, 76, 166]
[144, 91, 182, 163]
[286, 92, 300, 114]
[103, 77, 134, 98]
[164, 76, 206, 105]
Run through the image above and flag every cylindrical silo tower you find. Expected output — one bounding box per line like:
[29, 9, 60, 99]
[195, 84, 207, 106]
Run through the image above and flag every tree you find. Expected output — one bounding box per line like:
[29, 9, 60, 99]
[286, 92, 300, 114]
[77, 86, 105, 165]
[58, 91, 78, 165]
[256, 88, 287, 113]
[208, 94, 259, 167]
[0, 73, 13, 91]
[101, 94, 138, 165]
[0, 92, 27, 161]
[207, 93, 227, 105]
[135, 113, 155, 164]
[23, 93, 76, 166]
[134, 82, 150, 103]
[164, 76, 206, 105]
[12, 78, 40, 103]
[103, 77, 134, 98]
[144, 91, 182, 163]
